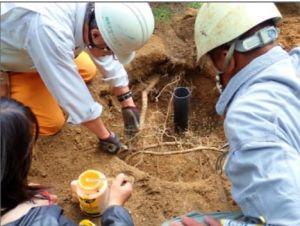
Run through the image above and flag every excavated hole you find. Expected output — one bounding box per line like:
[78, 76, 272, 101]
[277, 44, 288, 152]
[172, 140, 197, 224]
[104, 61, 226, 183]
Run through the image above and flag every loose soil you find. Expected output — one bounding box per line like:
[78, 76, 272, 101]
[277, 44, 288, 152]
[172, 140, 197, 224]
[29, 3, 300, 226]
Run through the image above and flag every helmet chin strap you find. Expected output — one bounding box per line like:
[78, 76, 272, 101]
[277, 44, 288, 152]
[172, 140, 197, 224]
[215, 74, 223, 94]
[84, 2, 96, 50]
[215, 40, 236, 93]
[215, 25, 279, 93]
[87, 5, 99, 50]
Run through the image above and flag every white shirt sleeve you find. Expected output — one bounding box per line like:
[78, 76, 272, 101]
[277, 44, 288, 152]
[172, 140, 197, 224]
[89, 54, 129, 88]
[25, 14, 102, 124]
[289, 47, 300, 76]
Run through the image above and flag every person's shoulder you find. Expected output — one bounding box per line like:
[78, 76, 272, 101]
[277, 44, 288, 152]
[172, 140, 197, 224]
[227, 83, 275, 120]
[25, 205, 62, 225]
[224, 87, 278, 143]
[289, 47, 300, 73]
[13, 205, 76, 226]
[27, 9, 75, 50]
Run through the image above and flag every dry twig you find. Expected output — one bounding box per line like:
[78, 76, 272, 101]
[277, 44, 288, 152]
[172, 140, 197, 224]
[160, 92, 173, 141]
[159, 75, 181, 141]
[127, 143, 223, 161]
[154, 76, 181, 102]
[142, 141, 182, 150]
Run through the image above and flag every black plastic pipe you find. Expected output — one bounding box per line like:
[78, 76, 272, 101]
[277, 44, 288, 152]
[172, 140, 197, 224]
[173, 87, 191, 132]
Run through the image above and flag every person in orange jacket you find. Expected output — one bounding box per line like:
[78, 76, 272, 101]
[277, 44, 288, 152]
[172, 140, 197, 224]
[0, 3, 154, 153]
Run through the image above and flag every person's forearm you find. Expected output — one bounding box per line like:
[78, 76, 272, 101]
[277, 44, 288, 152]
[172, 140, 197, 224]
[82, 117, 110, 140]
[113, 86, 135, 108]
[101, 206, 134, 226]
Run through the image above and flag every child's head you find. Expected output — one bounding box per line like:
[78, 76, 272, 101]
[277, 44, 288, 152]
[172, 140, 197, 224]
[0, 97, 39, 211]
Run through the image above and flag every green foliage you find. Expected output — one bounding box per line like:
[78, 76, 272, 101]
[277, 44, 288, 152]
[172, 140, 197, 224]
[152, 6, 172, 22]
[186, 2, 203, 9]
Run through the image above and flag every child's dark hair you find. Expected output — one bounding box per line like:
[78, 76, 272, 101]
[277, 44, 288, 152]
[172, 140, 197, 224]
[0, 97, 42, 213]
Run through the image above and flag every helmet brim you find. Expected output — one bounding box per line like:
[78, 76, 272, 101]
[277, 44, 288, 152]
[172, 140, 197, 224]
[115, 51, 136, 65]
[194, 3, 282, 62]
[94, 4, 137, 65]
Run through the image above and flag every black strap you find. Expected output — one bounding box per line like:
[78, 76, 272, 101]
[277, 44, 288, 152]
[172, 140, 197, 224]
[87, 3, 98, 49]
[117, 91, 133, 102]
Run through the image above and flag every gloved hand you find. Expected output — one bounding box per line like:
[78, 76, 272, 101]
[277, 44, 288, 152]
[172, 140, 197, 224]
[99, 132, 121, 154]
[122, 106, 140, 136]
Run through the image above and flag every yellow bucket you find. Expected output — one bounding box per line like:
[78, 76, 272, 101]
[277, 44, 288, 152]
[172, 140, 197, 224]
[71, 169, 108, 216]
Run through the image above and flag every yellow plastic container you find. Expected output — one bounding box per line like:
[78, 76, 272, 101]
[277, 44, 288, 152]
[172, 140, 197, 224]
[71, 169, 108, 216]
[79, 219, 96, 226]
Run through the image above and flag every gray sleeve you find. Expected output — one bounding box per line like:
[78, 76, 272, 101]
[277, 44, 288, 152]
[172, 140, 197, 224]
[25, 15, 102, 124]
[289, 47, 300, 76]
[225, 141, 300, 224]
[101, 205, 134, 226]
[224, 95, 300, 224]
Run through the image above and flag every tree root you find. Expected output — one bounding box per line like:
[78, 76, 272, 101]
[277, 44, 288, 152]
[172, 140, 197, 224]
[140, 75, 160, 129]
[126, 142, 224, 161]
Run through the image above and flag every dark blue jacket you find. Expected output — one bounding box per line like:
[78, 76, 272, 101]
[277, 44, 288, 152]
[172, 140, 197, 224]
[101, 205, 134, 226]
[4, 205, 134, 226]
[4, 205, 76, 226]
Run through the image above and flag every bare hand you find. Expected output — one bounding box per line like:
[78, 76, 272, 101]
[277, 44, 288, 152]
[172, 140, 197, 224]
[108, 173, 133, 206]
[170, 216, 221, 226]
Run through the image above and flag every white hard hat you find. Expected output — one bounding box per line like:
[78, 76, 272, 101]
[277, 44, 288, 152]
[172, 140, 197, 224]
[195, 3, 282, 62]
[95, 3, 155, 65]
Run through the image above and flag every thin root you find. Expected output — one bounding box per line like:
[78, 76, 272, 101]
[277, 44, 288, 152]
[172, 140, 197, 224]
[140, 75, 160, 129]
[127, 143, 224, 161]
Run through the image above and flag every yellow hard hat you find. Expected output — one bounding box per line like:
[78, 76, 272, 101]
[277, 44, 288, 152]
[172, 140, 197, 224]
[194, 3, 282, 62]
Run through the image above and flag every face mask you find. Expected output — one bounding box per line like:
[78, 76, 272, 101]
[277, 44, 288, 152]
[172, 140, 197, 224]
[215, 73, 223, 94]
[209, 56, 224, 94]
[209, 60, 223, 93]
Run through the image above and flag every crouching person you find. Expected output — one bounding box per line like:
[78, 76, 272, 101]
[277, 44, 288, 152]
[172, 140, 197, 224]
[1, 3, 155, 154]
[0, 97, 134, 226]
[101, 173, 134, 226]
[0, 97, 76, 225]
[164, 3, 300, 226]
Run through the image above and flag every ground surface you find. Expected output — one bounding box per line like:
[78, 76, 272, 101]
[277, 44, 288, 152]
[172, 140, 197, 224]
[29, 3, 300, 226]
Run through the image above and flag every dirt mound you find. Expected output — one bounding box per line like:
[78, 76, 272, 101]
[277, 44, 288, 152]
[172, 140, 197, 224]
[276, 3, 300, 50]
[29, 3, 299, 226]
